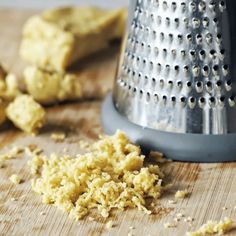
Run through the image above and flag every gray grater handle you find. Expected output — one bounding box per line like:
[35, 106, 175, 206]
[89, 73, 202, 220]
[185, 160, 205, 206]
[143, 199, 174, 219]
[102, 94, 236, 163]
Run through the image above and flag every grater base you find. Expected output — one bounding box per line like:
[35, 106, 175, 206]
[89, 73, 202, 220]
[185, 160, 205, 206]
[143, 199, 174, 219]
[102, 94, 236, 163]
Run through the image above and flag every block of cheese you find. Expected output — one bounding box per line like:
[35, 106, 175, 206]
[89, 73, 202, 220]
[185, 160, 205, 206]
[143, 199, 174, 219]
[20, 7, 127, 71]
[6, 95, 46, 134]
[24, 66, 82, 105]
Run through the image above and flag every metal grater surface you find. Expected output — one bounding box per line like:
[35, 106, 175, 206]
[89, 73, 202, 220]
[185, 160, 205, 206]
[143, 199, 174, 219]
[113, 0, 236, 135]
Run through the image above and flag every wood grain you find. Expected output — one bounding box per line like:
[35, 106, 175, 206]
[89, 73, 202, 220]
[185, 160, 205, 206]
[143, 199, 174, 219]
[0, 8, 236, 236]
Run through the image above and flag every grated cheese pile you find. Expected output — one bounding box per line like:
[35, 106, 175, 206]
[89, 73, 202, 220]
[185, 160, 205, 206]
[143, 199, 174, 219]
[29, 131, 164, 220]
[187, 217, 234, 236]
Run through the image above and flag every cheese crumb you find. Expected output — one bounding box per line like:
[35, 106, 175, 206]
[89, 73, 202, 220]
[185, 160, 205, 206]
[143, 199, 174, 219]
[9, 174, 21, 184]
[168, 200, 177, 204]
[105, 220, 113, 229]
[6, 95, 46, 134]
[29, 131, 164, 220]
[0, 146, 24, 161]
[51, 132, 66, 142]
[187, 217, 234, 236]
[10, 197, 17, 201]
[149, 151, 172, 163]
[164, 222, 176, 228]
[175, 189, 189, 199]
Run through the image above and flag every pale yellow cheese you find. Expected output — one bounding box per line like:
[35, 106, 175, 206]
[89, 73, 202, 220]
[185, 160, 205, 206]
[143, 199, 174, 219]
[20, 7, 127, 71]
[24, 66, 82, 105]
[9, 174, 21, 184]
[29, 131, 163, 220]
[187, 217, 234, 236]
[6, 95, 46, 134]
[175, 189, 189, 199]
[0, 64, 21, 101]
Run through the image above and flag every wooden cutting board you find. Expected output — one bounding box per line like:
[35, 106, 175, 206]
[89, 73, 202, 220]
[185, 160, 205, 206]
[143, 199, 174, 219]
[0, 8, 236, 236]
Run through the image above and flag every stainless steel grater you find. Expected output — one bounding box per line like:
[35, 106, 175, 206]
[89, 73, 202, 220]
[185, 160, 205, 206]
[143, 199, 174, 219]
[102, 0, 236, 162]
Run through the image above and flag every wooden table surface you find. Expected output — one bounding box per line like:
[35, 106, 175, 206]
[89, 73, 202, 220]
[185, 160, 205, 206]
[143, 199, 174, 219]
[0, 8, 236, 236]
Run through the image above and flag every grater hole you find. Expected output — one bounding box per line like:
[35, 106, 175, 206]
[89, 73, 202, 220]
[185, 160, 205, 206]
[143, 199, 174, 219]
[183, 18, 189, 28]
[206, 81, 212, 87]
[177, 81, 182, 88]
[189, 2, 197, 12]
[223, 65, 229, 76]
[199, 97, 206, 108]
[181, 50, 186, 58]
[186, 34, 192, 42]
[213, 65, 219, 75]
[163, 1, 168, 10]
[154, 93, 159, 103]
[160, 79, 164, 88]
[209, 97, 216, 107]
[196, 34, 203, 44]
[189, 97, 196, 109]
[219, 96, 225, 103]
[174, 18, 179, 25]
[168, 80, 173, 88]
[219, 1, 226, 11]
[229, 95, 235, 107]
[192, 18, 200, 28]
[209, 1, 217, 11]
[171, 96, 176, 102]
[210, 49, 216, 58]
[174, 65, 179, 71]
[216, 80, 222, 87]
[178, 34, 183, 43]
[203, 17, 209, 28]
[199, 50, 206, 59]
[196, 81, 203, 93]
[139, 89, 144, 98]
[184, 65, 189, 73]
[189, 50, 196, 60]
[220, 49, 225, 58]
[199, 2, 206, 12]
[162, 95, 167, 102]
[206, 33, 213, 44]
[180, 96, 186, 105]
[186, 81, 192, 88]
[200, 97, 205, 103]
[192, 66, 200, 77]
[171, 2, 177, 11]
[225, 80, 232, 91]
[213, 18, 218, 25]
[181, 2, 186, 12]
[216, 34, 222, 42]
[146, 92, 151, 102]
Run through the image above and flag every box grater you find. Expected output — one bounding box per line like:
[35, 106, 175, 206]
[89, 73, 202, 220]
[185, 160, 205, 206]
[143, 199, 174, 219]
[102, 0, 236, 162]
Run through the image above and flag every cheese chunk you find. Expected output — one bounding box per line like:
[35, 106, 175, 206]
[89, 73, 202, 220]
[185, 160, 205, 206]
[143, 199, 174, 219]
[20, 7, 127, 71]
[24, 66, 82, 105]
[6, 95, 46, 134]
[0, 64, 21, 101]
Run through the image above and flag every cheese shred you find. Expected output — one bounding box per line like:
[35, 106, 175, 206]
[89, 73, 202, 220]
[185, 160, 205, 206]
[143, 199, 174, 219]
[29, 131, 164, 220]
